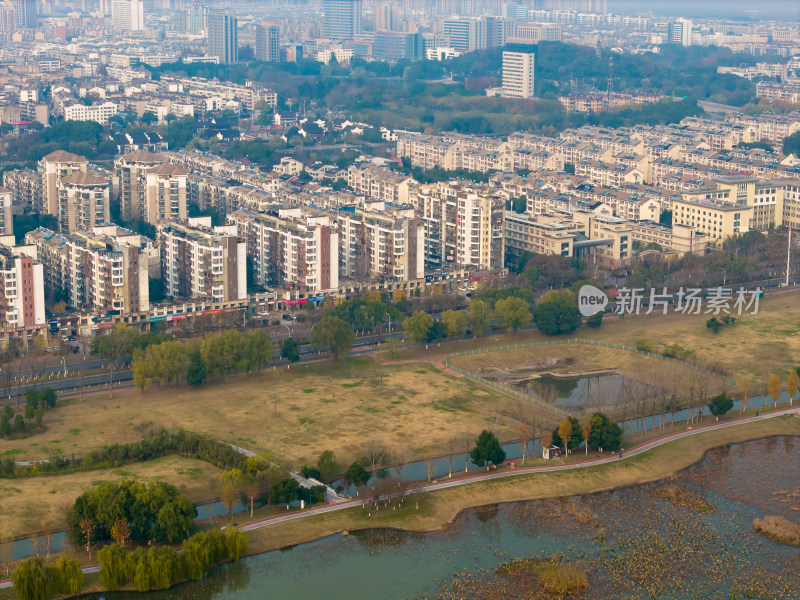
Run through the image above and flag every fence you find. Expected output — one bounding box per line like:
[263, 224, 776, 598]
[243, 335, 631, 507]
[444, 338, 736, 420]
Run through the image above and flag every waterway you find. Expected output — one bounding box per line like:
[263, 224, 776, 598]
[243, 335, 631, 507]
[75, 435, 800, 600]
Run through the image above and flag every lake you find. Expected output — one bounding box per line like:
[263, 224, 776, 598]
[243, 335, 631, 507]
[77, 435, 800, 600]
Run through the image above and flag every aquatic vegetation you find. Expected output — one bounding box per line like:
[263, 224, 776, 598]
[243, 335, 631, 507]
[654, 484, 716, 513]
[753, 515, 800, 546]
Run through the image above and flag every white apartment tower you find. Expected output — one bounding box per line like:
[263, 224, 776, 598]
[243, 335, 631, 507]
[502, 48, 535, 99]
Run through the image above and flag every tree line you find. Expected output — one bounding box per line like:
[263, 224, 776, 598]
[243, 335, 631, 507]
[0, 428, 246, 479]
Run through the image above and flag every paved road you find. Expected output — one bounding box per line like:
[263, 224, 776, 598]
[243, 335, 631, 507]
[0, 405, 797, 589]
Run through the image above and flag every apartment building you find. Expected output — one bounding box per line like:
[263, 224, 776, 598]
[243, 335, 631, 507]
[158, 217, 246, 302]
[346, 163, 417, 204]
[25, 225, 150, 314]
[414, 183, 504, 271]
[0, 246, 45, 331]
[228, 208, 339, 292]
[56, 172, 111, 233]
[38, 150, 88, 216]
[144, 163, 189, 224]
[3, 169, 42, 213]
[63, 101, 119, 124]
[0, 187, 12, 237]
[337, 202, 424, 282]
[500, 49, 536, 99]
[115, 150, 164, 222]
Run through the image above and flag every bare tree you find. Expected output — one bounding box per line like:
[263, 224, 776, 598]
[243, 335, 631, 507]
[391, 447, 410, 493]
[518, 423, 529, 465]
[446, 435, 458, 478]
[463, 430, 472, 472]
[363, 439, 388, 490]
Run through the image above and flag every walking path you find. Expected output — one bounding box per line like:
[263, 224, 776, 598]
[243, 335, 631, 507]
[1, 405, 797, 590]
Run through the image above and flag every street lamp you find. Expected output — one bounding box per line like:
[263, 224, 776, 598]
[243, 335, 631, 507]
[645, 278, 652, 290]
[385, 312, 392, 333]
[720, 267, 726, 287]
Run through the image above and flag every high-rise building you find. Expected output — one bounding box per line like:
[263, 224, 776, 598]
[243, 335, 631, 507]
[228, 208, 339, 292]
[0, 246, 45, 331]
[144, 163, 189, 225]
[207, 10, 238, 64]
[441, 17, 486, 52]
[38, 150, 89, 216]
[502, 47, 535, 99]
[323, 0, 361, 41]
[158, 218, 246, 302]
[115, 150, 164, 222]
[255, 23, 279, 61]
[373, 31, 420, 59]
[111, 0, 143, 31]
[667, 18, 692, 46]
[56, 172, 111, 233]
[13, 0, 34, 28]
[0, 3, 16, 33]
[186, 0, 204, 34]
[26, 225, 151, 314]
[375, 1, 400, 31]
[0, 187, 12, 238]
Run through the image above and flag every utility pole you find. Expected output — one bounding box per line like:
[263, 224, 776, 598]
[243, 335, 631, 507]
[787, 228, 792, 288]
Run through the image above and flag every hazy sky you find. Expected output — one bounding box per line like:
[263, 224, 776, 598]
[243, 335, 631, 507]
[608, 0, 800, 21]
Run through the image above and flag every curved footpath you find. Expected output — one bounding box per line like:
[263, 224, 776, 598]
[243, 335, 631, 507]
[1, 405, 798, 590]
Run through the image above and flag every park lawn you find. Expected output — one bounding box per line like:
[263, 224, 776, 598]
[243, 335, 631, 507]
[0, 356, 523, 468]
[244, 415, 800, 555]
[0, 455, 223, 540]
[382, 290, 800, 385]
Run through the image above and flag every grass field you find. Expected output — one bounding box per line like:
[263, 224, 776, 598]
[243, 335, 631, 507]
[0, 455, 223, 540]
[0, 357, 523, 468]
[385, 290, 800, 388]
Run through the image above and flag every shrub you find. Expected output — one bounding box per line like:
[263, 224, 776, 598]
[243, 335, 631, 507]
[754, 516, 800, 547]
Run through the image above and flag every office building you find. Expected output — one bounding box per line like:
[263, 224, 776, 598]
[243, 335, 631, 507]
[13, 0, 34, 28]
[255, 23, 279, 61]
[441, 17, 486, 52]
[158, 218, 246, 302]
[56, 172, 111, 233]
[207, 10, 238, 65]
[112, 0, 143, 31]
[667, 18, 692, 46]
[323, 0, 361, 41]
[502, 48, 535, 99]
[373, 31, 419, 60]
[186, 0, 204, 33]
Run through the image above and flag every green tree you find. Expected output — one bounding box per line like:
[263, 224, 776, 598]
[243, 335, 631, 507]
[245, 455, 268, 475]
[220, 468, 246, 518]
[586, 412, 622, 452]
[316, 450, 340, 482]
[281, 337, 300, 363]
[708, 392, 733, 421]
[271, 477, 300, 505]
[782, 130, 800, 156]
[533, 290, 582, 336]
[246, 330, 273, 371]
[403, 311, 433, 345]
[14, 414, 24, 432]
[442, 310, 467, 338]
[186, 348, 206, 386]
[466, 299, 490, 336]
[310, 315, 354, 360]
[344, 460, 370, 494]
[494, 296, 532, 332]
[469, 430, 506, 470]
[50, 556, 83, 595]
[12, 556, 51, 600]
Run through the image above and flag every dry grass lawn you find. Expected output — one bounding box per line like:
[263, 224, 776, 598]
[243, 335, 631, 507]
[383, 290, 800, 387]
[0, 357, 522, 468]
[0, 455, 223, 540]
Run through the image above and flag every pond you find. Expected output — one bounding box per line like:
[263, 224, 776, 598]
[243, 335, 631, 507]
[76, 435, 800, 600]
